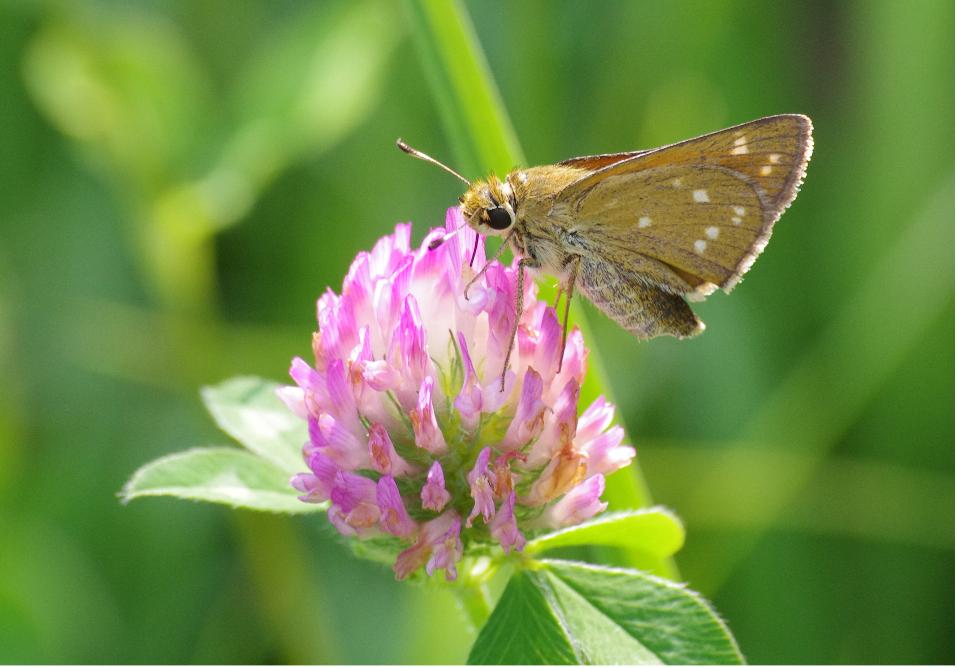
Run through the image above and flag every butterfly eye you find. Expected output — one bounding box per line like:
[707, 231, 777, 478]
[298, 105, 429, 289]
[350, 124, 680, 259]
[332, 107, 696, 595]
[486, 206, 512, 230]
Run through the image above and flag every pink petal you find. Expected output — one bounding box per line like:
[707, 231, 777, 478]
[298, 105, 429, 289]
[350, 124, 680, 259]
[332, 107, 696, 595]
[368, 423, 414, 476]
[425, 512, 463, 581]
[393, 510, 461, 581]
[583, 426, 635, 477]
[361, 360, 400, 392]
[392, 296, 430, 405]
[483, 263, 518, 373]
[290, 473, 328, 503]
[544, 474, 608, 527]
[410, 376, 447, 454]
[466, 447, 496, 527]
[523, 440, 587, 506]
[489, 491, 526, 554]
[499, 368, 545, 451]
[442, 207, 486, 279]
[518, 302, 562, 383]
[420, 461, 451, 512]
[527, 378, 580, 468]
[300, 449, 339, 501]
[328, 472, 380, 537]
[575, 395, 616, 445]
[276, 386, 308, 419]
[376, 476, 418, 538]
[549, 329, 588, 400]
[393, 539, 430, 581]
[453, 332, 483, 430]
[308, 414, 367, 470]
[289, 357, 325, 417]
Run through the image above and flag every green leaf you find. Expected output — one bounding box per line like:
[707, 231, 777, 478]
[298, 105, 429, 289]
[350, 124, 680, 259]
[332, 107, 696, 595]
[469, 560, 742, 665]
[525, 508, 685, 559]
[121, 447, 324, 514]
[201, 376, 306, 474]
[467, 568, 580, 665]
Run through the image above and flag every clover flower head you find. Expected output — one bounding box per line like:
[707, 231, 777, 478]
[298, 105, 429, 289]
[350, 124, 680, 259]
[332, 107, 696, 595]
[282, 208, 635, 580]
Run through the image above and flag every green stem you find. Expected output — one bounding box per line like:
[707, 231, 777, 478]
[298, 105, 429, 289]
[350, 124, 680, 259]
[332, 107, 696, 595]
[455, 582, 493, 631]
[402, 0, 523, 176]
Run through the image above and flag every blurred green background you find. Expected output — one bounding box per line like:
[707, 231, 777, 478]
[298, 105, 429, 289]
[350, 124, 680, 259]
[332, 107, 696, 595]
[0, 0, 953, 663]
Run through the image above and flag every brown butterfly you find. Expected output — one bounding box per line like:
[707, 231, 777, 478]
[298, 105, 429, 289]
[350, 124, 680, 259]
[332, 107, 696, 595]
[399, 114, 813, 387]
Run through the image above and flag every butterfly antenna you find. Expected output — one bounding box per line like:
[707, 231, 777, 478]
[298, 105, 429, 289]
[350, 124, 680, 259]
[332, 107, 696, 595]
[396, 139, 470, 186]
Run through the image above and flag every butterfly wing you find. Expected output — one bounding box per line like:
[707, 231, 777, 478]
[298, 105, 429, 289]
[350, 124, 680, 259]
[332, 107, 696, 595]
[558, 149, 651, 170]
[573, 253, 705, 340]
[555, 115, 813, 296]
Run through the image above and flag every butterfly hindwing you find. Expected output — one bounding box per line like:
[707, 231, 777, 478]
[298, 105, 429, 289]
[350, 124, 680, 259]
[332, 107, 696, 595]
[576, 254, 704, 340]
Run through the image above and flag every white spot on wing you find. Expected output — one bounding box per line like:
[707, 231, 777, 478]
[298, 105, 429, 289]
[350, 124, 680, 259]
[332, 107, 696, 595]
[705, 226, 719, 240]
[769, 153, 781, 164]
[694, 239, 707, 254]
[731, 135, 749, 155]
[760, 165, 773, 176]
[638, 216, 652, 228]
[733, 206, 746, 216]
[732, 216, 742, 225]
[693, 189, 710, 203]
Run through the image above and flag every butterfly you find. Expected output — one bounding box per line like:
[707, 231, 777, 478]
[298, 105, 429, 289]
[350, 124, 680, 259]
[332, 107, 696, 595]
[399, 114, 813, 387]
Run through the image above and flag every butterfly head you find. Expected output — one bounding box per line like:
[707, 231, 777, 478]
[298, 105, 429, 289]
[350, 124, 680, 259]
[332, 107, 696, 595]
[394, 139, 517, 238]
[460, 175, 516, 236]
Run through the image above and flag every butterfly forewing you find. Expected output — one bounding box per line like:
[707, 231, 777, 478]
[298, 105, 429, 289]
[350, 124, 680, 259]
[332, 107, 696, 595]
[567, 165, 767, 290]
[558, 149, 650, 171]
[556, 114, 813, 292]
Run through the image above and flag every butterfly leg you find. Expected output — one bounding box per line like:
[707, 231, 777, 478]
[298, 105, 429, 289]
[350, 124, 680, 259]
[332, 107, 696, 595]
[468, 233, 481, 267]
[557, 255, 580, 374]
[551, 281, 566, 311]
[464, 230, 515, 299]
[500, 256, 540, 391]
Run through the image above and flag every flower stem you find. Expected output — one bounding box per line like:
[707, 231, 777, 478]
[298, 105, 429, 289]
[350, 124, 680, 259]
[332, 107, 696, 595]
[401, 0, 524, 176]
[455, 582, 493, 631]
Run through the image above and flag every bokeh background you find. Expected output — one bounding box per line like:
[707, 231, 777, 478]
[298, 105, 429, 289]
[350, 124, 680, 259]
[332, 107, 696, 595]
[0, 0, 953, 663]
